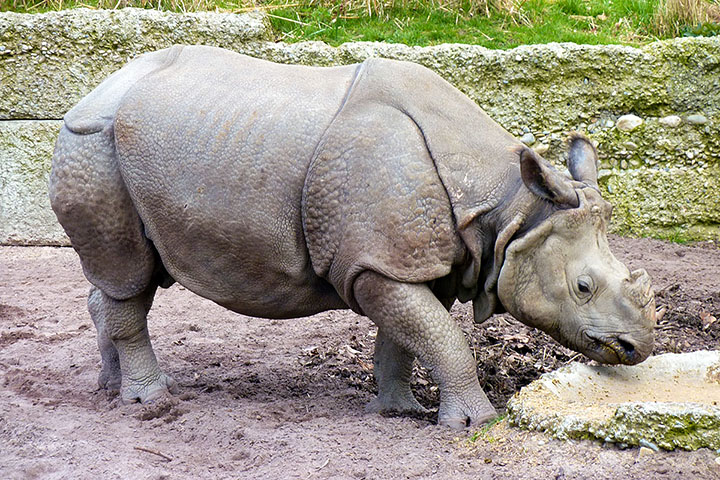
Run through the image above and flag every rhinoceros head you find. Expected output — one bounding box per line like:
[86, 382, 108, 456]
[496, 136, 656, 365]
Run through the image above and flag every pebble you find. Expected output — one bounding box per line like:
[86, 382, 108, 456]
[659, 115, 682, 128]
[639, 439, 660, 452]
[638, 446, 654, 457]
[623, 141, 638, 150]
[533, 143, 549, 155]
[616, 114, 643, 132]
[686, 114, 708, 125]
[715, 457, 720, 466]
[520, 132, 536, 145]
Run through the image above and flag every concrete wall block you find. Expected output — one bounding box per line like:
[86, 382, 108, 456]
[0, 120, 68, 245]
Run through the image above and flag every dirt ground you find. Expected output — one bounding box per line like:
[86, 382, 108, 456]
[1, 235, 719, 480]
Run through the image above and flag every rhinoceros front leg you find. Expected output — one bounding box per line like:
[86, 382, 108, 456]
[366, 328, 428, 415]
[355, 271, 496, 429]
[88, 285, 178, 403]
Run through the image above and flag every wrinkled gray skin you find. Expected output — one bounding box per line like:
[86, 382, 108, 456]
[49, 45, 656, 429]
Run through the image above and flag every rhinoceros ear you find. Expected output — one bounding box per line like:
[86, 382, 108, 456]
[567, 133, 598, 188]
[519, 147, 579, 208]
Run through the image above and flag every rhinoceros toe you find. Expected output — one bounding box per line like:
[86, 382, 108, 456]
[438, 395, 497, 429]
[120, 372, 179, 404]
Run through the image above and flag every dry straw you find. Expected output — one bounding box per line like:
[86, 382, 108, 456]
[654, 0, 720, 35]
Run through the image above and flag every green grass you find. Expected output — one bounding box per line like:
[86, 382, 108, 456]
[468, 414, 507, 442]
[3, 0, 720, 48]
[267, 0, 653, 47]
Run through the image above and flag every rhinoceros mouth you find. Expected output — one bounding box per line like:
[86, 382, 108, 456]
[584, 332, 642, 365]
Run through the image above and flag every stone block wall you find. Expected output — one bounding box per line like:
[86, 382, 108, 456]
[1, 8, 718, 244]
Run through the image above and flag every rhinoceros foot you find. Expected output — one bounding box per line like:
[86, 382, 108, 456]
[120, 371, 179, 404]
[365, 392, 429, 416]
[98, 364, 122, 394]
[438, 391, 497, 429]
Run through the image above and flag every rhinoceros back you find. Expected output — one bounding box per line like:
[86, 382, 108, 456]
[113, 46, 356, 316]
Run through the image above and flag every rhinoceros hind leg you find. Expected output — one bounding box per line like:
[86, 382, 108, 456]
[366, 328, 428, 415]
[49, 124, 155, 301]
[89, 287, 122, 393]
[354, 271, 497, 428]
[88, 285, 178, 403]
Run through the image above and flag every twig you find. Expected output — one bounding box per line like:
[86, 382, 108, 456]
[564, 353, 582, 364]
[134, 446, 173, 462]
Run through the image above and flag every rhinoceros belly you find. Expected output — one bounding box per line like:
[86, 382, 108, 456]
[114, 46, 354, 317]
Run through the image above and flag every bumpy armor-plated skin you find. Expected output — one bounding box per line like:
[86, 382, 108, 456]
[50, 45, 657, 428]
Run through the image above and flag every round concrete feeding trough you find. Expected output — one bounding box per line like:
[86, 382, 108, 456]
[506, 350, 720, 450]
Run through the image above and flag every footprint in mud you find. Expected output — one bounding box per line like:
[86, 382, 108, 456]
[136, 397, 188, 423]
[0, 305, 34, 346]
[0, 330, 35, 347]
[0, 304, 27, 320]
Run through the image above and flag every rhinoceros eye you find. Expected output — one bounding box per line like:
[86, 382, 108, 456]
[576, 275, 594, 300]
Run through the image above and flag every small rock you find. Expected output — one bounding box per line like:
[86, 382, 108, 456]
[686, 114, 708, 125]
[620, 160, 628, 169]
[638, 446, 654, 457]
[659, 115, 682, 128]
[616, 114, 643, 132]
[533, 143, 549, 155]
[623, 141, 638, 150]
[715, 457, 720, 466]
[520, 133, 536, 145]
[639, 439, 660, 452]
[515, 54, 523, 61]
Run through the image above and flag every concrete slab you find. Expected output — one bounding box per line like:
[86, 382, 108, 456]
[507, 350, 720, 450]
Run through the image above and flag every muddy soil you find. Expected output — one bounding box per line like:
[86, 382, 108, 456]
[1, 236, 719, 479]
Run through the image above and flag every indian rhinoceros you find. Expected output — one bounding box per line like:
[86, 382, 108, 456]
[49, 45, 657, 428]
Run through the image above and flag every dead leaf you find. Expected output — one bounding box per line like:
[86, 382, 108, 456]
[700, 311, 717, 330]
